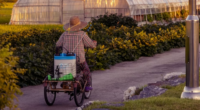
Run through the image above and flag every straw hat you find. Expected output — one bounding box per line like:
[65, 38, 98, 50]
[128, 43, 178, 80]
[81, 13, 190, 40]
[63, 16, 88, 32]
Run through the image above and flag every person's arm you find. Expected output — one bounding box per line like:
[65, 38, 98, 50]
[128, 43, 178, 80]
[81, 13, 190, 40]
[82, 33, 97, 48]
[56, 33, 64, 47]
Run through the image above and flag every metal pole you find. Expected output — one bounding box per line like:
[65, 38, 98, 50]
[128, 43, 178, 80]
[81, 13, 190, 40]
[197, 5, 198, 18]
[181, 0, 200, 100]
[140, 8, 142, 22]
[84, 0, 85, 21]
[37, 0, 39, 22]
[60, 0, 63, 24]
[48, 0, 50, 23]
[145, 8, 147, 23]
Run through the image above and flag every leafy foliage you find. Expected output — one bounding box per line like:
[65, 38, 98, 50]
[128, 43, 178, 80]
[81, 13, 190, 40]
[0, 13, 190, 87]
[147, 15, 154, 22]
[143, 9, 189, 22]
[0, 43, 26, 110]
[82, 20, 187, 70]
[176, 11, 181, 18]
[91, 13, 137, 28]
[155, 13, 162, 21]
[180, 9, 189, 19]
[162, 12, 171, 22]
[0, 29, 63, 87]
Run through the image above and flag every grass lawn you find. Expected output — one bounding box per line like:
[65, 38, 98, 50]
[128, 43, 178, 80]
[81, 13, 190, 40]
[0, 24, 64, 35]
[84, 71, 200, 110]
[0, 2, 15, 24]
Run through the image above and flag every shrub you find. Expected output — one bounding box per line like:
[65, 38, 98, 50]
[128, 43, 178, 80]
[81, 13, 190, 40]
[118, 16, 137, 28]
[0, 29, 63, 87]
[136, 24, 163, 34]
[180, 9, 188, 19]
[110, 37, 140, 61]
[176, 11, 181, 18]
[171, 12, 176, 18]
[0, 15, 189, 87]
[91, 13, 137, 28]
[83, 21, 186, 66]
[163, 12, 171, 22]
[147, 14, 153, 22]
[0, 43, 26, 110]
[155, 13, 163, 21]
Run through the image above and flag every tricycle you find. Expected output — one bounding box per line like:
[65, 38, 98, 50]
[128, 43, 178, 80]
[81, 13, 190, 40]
[43, 47, 94, 107]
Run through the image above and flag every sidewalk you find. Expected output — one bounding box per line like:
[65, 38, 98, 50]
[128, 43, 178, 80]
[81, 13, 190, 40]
[6, 45, 200, 110]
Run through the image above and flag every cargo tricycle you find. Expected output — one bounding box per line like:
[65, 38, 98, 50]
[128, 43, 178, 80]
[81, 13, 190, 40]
[43, 48, 93, 107]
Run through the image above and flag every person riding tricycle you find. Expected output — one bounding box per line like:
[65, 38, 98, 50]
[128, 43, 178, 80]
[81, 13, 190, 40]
[43, 16, 97, 107]
[56, 16, 97, 92]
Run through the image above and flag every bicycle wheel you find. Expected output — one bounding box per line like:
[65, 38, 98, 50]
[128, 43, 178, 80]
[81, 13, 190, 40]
[84, 75, 92, 99]
[44, 83, 56, 106]
[74, 78, 85, 107]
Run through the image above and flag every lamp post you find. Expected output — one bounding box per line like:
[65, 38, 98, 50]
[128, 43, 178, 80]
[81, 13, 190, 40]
[181, 0, 200, 99]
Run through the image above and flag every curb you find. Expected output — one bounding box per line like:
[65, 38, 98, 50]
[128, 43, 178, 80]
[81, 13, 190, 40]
[76, 100, 100, 110]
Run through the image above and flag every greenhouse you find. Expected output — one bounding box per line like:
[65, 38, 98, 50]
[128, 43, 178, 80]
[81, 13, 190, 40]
[9, 0, 200, 25]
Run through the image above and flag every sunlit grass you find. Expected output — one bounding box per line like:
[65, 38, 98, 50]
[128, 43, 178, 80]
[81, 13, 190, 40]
[0, 2, 15, 24]
[0, 24, 64, 35]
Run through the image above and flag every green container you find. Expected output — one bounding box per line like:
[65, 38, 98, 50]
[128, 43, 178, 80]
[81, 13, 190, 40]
[48, 75, 51, 80]
[59, 77, 63, 81]
[58, 73, 74, 81]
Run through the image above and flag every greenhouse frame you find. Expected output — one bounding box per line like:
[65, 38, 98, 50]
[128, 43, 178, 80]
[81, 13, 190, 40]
[9, 0, 200, 25]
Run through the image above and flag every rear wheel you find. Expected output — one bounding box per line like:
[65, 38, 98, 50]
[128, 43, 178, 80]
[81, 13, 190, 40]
[44, 83, 56, 106]
[74, 78, 85, 107]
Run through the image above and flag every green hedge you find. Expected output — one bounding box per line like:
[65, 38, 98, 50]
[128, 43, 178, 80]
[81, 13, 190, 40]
[0, 21, 190, 87]
[82, 21, 186, 69]
[91, 13, 137, 28]
[0, 29, 63, 87]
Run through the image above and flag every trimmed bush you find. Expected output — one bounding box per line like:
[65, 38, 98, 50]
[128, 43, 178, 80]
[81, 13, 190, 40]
[181, 9, 189, 19]
[163, 12, 171, 22]
[147, 14, 154, 22]
[0, 13, 190, 87]
[91, 13, 137, 28]
[0, 29, 63, 87]
[82, 21, 186, 70]
[155, 13, 163, 21]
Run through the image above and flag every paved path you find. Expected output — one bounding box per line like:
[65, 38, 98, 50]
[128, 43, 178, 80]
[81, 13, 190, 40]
[6, 45, 200, 110]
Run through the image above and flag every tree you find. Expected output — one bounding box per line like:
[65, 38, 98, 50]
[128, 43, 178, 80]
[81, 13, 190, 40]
[0, 43, 26, 110]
